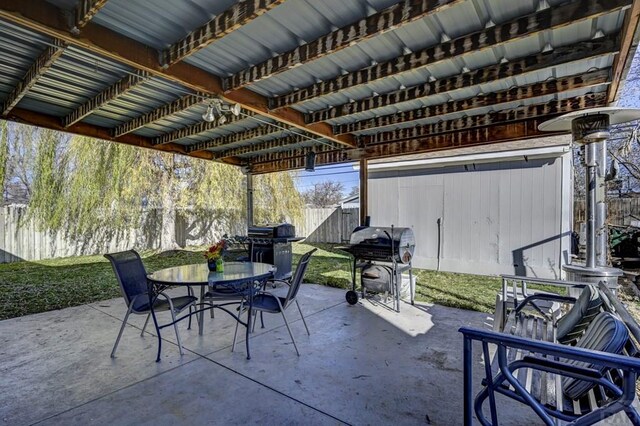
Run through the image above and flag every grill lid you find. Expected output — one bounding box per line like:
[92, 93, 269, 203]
[347, 226, 415, 263]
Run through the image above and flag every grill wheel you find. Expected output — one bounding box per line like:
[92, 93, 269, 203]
[345, 290, 358, 305]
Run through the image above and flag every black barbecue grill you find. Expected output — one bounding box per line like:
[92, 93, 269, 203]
[338, 225, 415, 311]
[235, 224, 303, 280]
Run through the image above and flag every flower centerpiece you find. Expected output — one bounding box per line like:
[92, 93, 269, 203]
[204, 239, 227, 272]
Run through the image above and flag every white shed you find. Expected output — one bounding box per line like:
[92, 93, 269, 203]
[365, 137, 573, 279]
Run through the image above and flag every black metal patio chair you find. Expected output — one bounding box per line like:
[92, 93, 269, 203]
[233, 249, 316, 355]
[105, 250, 197, 358]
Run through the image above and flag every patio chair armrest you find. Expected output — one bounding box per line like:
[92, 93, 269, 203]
[459, 326, 640, 372]
[514, 294, 576, 315]
[254, 290, 286, 310]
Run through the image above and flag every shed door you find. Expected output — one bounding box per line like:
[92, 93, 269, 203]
[398, 183, 443, 269]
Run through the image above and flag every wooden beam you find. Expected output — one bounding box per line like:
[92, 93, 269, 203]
[270, 0, 630, 109]
[162, 0, 286, 67]
[250, 118, 563, 173]
[214, 135, 310, 159]
[2, 39, 66, 116]
[608, 0, 640, 103]
[0, 0, 354, 148]
[331, 69, 610, 133]
[359, 92, 606, 145]
[359, 158, 368, 225]
[5, 107, 215, 161]
[63, 70, 150, 128]
[249, 93, 607, 173]
[112, 94, 205, 138]
[187, 125, 298, 153]
[152, 110, 254, 146]
[225, 0, 463, 90]
[75, 0, 109, 30]
[274, 35, 619, 112]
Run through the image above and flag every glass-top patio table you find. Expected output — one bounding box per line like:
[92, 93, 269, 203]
[147, 262, 275, 361]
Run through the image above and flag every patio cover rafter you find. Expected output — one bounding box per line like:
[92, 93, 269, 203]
[331, 68, 611, 134]
[269, 0, 631, 110]
[249, 92, 606, 173]
[2, 39, 66, 117]
[359, 92, 606, 145]
[7, 107, 216, 161]
[271, 35, 619, 112]
[152, 111, 255, 146]
[214, 135, 312, 159]
[112, 93, 206, 138]
[161, 0, 286, 68]
[74, 0, 109, 30]
[608, 0, 640, 103]
[63, 70, 150, 128]
[0, 0, 355, 148]
[187, 124, 298, 153]
[224, 0, 463, 91]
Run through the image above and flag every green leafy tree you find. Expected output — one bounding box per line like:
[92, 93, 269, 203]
[13, 125, 303, 250]
[0, 120, 7, 201]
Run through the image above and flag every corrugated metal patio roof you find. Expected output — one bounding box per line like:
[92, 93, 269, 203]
[0, 0, 638, 172]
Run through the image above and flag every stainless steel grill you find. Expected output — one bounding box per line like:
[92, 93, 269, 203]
[338, 225, 415, 312]
[340, 226, 415, 264]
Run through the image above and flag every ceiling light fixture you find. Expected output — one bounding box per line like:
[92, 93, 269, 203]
[202, 103, 216, 123]
[305, 151, 316, 172]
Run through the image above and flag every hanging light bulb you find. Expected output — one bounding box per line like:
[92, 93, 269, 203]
[202, 104, 216, 123]
[218, 114, 228, 125]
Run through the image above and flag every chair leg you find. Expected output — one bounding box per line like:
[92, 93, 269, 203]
[187, 306, 192, 330]
[252, 309, 258, 333]
[141, 312, 150, 336]
[232, 300, 244, 352]
[296, 300, 310, 335]
[210, 303, 215, 319]
[111, 303, 134, 358]
[170, 309, 185, 356]
[281, 309, 300, 356]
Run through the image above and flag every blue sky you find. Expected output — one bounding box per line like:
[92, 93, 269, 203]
[294, 163, 359, 196]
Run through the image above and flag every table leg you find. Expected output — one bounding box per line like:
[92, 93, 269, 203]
[199, 285, 205, 336]
[245, 301, 252, 360]
[151, 303, 162, 363]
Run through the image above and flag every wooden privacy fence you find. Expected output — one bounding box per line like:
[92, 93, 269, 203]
[574, 198, 640, 227]
[292, 207, 360, 243]
[0, 205, 358, 263]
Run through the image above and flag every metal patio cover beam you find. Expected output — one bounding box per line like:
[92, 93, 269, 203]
[112, 93, 205, 138]
[5, 107, 216, 161]
[162, 0, 286, 67]
[75, 0, 109, 30]
[0, 0, 355, 148]
[187, 124, 298, 153]
[63, 70, 150, 128]
[270, 0, 631, 109]
[2, 39, 66, 116]
[358, 92, 606, 145]
[224, 0, 463, 90]
[249, 92, 606, 173]
[214, 134, 312, 159]
[332, 68, 611, 134]
[152, 110, 253, 146]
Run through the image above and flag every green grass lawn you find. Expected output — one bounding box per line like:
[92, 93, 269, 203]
[0, 242, 543, 320]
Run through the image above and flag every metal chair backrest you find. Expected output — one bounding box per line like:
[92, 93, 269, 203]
[104, 250, 150, 312]
[283, 249, 316, 308]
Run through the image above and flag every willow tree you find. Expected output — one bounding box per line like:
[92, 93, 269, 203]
[21, 127, 303, 251]
[0, 121, 7, 200]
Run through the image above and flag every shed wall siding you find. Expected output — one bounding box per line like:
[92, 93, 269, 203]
[368, 154, 570, 279]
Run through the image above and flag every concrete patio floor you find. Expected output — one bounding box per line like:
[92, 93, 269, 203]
[1, 283, 541, 425]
